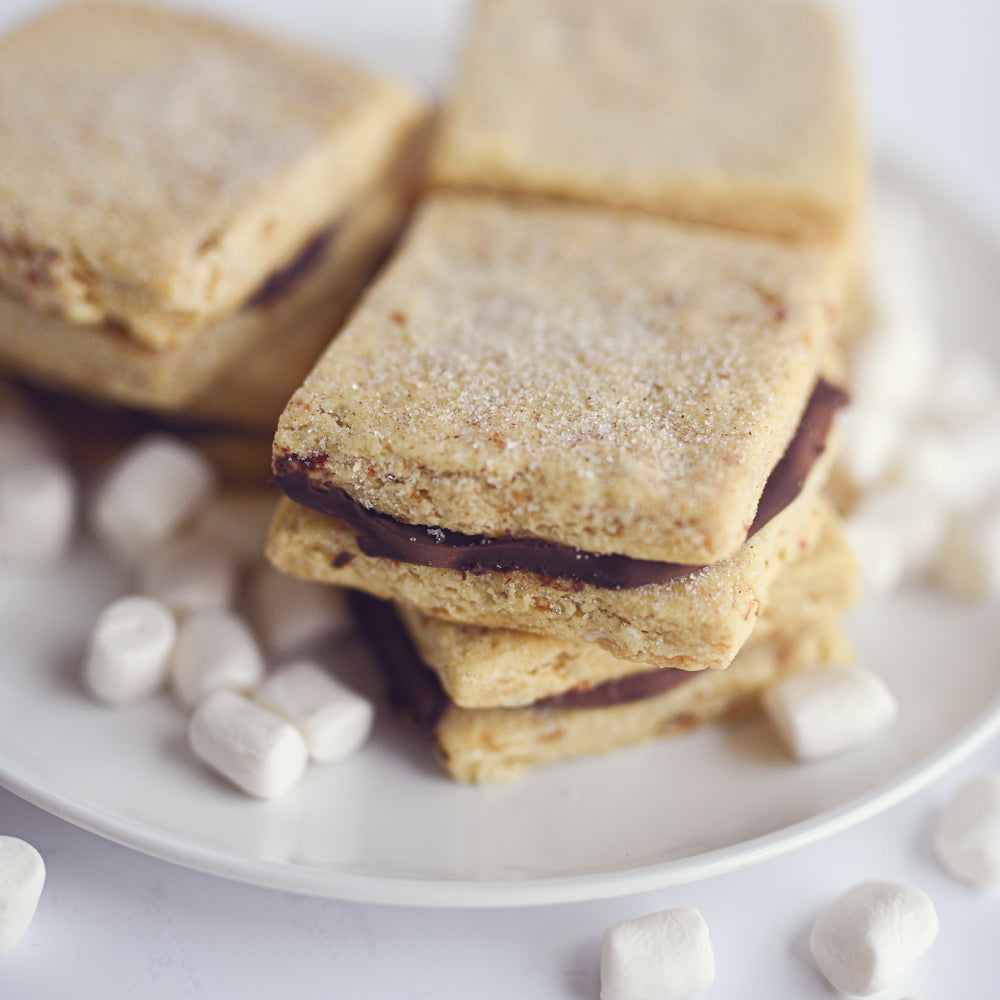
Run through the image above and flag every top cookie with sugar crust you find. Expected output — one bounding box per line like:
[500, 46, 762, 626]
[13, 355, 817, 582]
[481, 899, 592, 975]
[274, 192, 848, 565]
[430, 0, 863, 242]
[0, 0, 426, 349]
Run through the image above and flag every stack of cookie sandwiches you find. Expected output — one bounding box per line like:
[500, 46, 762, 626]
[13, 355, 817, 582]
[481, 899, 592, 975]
[0, 1, 429, 431]
[267, 0, 865, 781]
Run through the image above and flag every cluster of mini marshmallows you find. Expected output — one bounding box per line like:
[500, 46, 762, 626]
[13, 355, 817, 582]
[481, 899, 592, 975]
[839, 190, 1000, 598]
[80, 432, 372, 799]
[600, 880, 938, 999]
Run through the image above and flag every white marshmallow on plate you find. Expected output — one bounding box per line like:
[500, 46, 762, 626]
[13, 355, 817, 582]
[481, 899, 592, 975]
[934, 506, 1000, 599]
[893, 418, 1000, 511]
[254, 661, 374, 763]
[138, 535, 238, 615]
[188, 689, 308, 799]
[192, 489, 277, 565]
[934, 772, 1000, 888]
[809, 879, 937, 996]
[837, 398, 906, 490]
[249, 563, 353, 656]
[848, 484, 948, 586]
[601, 907, 713, 1000]
[762, 665, 898, 761]
[83, 595, 177, 705]
[0, 836, 45, 955]
[0, 455, 76, 567]
[848, 313, 939, 414]
[90, 433, 215, 562]
[841, 514, 908, 598]
[170, 609, 265, 709]
[925, 349, 1000, 424]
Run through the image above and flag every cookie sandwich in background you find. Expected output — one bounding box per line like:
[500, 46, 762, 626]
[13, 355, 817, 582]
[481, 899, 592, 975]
[0, 0, 429, 430]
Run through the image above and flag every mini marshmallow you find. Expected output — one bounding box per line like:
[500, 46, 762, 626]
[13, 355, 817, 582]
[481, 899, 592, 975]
[934, 508, 1000, 599]
[762, 666, 898, 761]
[841, 514, 908, 598]
[934, 772, 1000, 888]
[254, 661, 374, 763]
[139, 536, 238, 615]
[893, 419, 1000, 511]
[249, 563, 353, 655]
[809, 879, 937, 996]
[926, 350, 1000, 424]
[0, 455, 76, 567]
[848, 485, 948, 585]
[601, 907, 714, 1000]
[91, 433, 215, 562]
[170, 609, 265, 709]
[848, 314, 938, 414]
[188, 689, 308, 798]
[838, 399, 905, 490]
[0, 836, 45, 955]
[193, 489, 277, 565]
[83, 595, 177, 705]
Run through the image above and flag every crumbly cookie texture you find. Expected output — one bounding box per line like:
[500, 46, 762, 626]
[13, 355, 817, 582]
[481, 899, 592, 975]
[0, 149, 422, 424]
[0, 0, 426, 347]
[265, 467, 829, 671]
[274, 193, 847, 564]
[401, 504, 857, 708]
[430, 0, 864, 242]
[434, 612, 854, 783]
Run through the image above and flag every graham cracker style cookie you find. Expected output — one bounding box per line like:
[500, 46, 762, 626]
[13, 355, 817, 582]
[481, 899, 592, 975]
[356, 594, 855, 783]
[0, 1, 428, 422]
[273, 193, 849, 566]
[431, 0, 864, 242]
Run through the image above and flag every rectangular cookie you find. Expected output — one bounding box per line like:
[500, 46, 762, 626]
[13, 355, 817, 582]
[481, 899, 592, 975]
[356, 594, 855, 783]
[0, 0, 427, 348]
[431, 0, 864, 242]
[0, 162, 419, 425]
[273, 193, 850, 568]
[398, 504, 857, 708]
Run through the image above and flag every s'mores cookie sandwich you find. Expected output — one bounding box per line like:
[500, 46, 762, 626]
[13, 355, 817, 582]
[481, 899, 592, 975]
[0, 1, 429, 428]
[267, 0, 864, 779]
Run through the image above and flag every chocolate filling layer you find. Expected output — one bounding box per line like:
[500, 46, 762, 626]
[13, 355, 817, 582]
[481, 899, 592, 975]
[242, 228, 335, 311]
[276, 379, 848, 590]
[352, 593, 699, 734]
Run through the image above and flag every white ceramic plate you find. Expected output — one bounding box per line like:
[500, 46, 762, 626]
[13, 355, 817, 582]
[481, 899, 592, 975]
[2, 1, 1000, 910]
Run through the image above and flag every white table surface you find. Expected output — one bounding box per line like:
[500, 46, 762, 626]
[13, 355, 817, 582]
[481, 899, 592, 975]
[1, 1, 999, 997]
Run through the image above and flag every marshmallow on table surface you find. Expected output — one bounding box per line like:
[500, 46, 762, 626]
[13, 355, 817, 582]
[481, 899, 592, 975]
[934, 772, 1000, 888]
[254, 661, 374, 763]
[0, 454, 76, 567]
[90, 433, 215, 562]
[0, 836, 45, 955]
[138, 535, 238, 615]
[170, 609, 265, 709]
[188, 689, 308, 799]
[250, 563, 353, 655]
[192, 489, 277, 566]
[809, 879, 937, 997]
[83, 595, 177, 705]
[762, 665, 898, 761]
[600, 907, 714, 1000]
